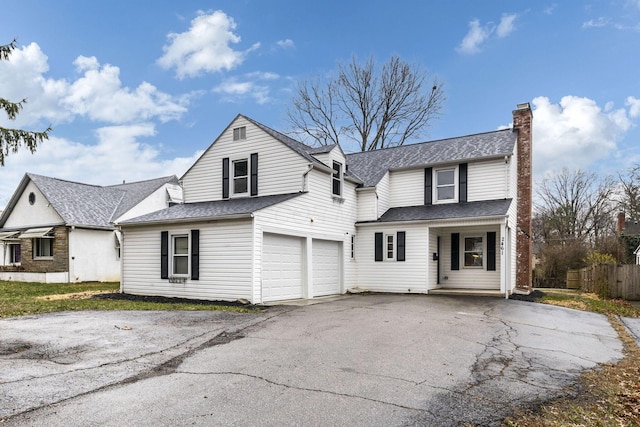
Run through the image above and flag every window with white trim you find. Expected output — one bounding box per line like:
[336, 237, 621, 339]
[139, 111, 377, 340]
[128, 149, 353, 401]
[172, 234, 189, 276]
[435, 167, 456, 203]
[332, 161, 342, 196]
[233, 159, 248, 195]
[233, 126, 246, 141]
[34, 238, 53, 259]
[463, 236, 483, 267]
[386, 234, 395, 260]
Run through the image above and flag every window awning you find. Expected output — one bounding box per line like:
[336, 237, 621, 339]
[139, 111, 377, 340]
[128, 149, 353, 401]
[0, 231, 20, 240]
[18, 227, 54, 239]
[167, 188, 183, 204]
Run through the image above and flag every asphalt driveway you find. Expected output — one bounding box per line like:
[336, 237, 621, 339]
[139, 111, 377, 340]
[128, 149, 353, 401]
[0, 295, 626, 426]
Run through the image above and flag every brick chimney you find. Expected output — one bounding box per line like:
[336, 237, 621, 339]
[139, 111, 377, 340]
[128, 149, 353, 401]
[513, 102, 533, 293]
[617, 212, 626, 234]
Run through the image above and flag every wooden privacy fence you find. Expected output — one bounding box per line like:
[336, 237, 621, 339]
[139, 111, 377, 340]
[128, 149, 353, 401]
[567, 264, 640, 300]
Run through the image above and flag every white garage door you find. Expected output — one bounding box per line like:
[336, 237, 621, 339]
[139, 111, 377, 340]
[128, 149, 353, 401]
[312, 239, 340, 296]
[262, 233, 303, 302]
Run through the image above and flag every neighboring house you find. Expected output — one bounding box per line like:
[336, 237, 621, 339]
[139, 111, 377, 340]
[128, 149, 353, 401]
[119, 103, 533, 303]
[0, 173, 183, 283]
[616, 212, 640, 264]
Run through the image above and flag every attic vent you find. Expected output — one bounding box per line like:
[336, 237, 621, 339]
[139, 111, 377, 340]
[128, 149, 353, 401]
[28, 192, 36, 205]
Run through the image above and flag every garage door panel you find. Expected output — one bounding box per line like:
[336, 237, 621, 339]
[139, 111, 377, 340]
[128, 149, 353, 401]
[263, 234, 303, 302]
[312, 239, 340, 297]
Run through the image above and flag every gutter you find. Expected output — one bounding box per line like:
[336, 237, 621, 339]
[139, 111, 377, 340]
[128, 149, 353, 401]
[119, 213, 254, 228]
[355, 214, 509, 227]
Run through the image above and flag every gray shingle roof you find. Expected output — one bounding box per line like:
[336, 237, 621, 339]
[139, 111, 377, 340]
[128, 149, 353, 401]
[120, 192, 303, 225]
[0, 173, 178, 229]
[242, 115, 326, 166]
[346, 129, 517, 187]
[362, 199, 513, 223]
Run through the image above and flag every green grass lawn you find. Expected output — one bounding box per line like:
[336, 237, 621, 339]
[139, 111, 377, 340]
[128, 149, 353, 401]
[0, 281, 257, 318]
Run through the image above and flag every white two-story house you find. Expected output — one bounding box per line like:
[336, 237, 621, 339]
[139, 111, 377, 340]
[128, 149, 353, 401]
[119, 103, 533, 303]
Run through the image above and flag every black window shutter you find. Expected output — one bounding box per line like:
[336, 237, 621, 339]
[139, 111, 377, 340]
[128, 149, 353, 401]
[397, 231, 406, 262]
[191, 229, 200, 280]
[374, 232, 383, 262]
[160, 231, 169, 279]
[424, 167, 432, 205]
[222, 157, 230, 199]
[250, 153, 258, 196]
[459, 163, 468, 203]
[451, 233, 459, 271]
[487, 231, 496, 271]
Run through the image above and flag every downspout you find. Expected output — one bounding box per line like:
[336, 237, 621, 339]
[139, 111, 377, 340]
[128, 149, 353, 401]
[301, 164, 314, 192]
[119, 228, 124, 294]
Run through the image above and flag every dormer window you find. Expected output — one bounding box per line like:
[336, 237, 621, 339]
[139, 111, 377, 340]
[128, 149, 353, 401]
[332, 161, 342, 196]
[233, 126, 246, 141]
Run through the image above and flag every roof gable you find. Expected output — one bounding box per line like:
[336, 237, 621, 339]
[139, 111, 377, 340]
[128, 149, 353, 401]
[0, 173, 178, 229]
[346, 128, 517, 187]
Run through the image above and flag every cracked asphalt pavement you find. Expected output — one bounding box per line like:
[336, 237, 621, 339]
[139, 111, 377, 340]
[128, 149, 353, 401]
[0, 295, 625, 426]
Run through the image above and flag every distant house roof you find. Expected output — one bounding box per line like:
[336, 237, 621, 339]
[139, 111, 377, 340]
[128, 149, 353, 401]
[359, 199, 513, 224]
[346, 129, 517, 187]
[623, 221, 640, 236]
[120, 193, 302, 225]
[0, 173, 179, 229]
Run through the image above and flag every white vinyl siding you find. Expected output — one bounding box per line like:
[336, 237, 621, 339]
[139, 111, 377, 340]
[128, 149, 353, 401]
[389, 169, 424, 208]
[439, 226, 501, 290]
[376, 172, 391, 217]
[355, 224, 428, 294]
[122, 220, 254, 302]
[181, 117, 309, 203]
[356, 189, 378, 222]
[468, 159, 507, 202]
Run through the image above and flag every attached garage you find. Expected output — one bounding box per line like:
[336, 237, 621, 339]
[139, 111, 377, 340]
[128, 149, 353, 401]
[312, 239, 341, 297]
[262, 233, 304, 302]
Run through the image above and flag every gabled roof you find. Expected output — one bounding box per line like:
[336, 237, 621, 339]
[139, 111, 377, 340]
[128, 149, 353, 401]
[120, 193, 302, 225]
[346, 129, 517, 187]
[360, 199, 513, 224]
[0, 173, 178, 229]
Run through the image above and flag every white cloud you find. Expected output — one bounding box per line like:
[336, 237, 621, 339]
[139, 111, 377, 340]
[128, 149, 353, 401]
[457, 19, 491, 54]
[0, 43, 188, 128]
[276, 39, 295, 49]
[583, 17, 610, 28]
[496, 13, 518, 38]
[213, 72, 281, 104]
[0, 125, 202, 208]
[457, 13, 517, 54]
[157, 10, 257, 79]
[532, 96, 633, 178]
[544, 4, 557, 15]
[626, 96, 640, 117]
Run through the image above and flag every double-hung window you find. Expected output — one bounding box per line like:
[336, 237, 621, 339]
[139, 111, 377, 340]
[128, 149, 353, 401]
[34, 238, 53, 259]
[332, 161, 342, 196]
[233, 159, 248, 195]
[386, 234, 395, 260]
[463, 236, 483, 267]
[9, 244, 21, 264]
[172, 235, 189, 276]
[435, 168, 456, 202]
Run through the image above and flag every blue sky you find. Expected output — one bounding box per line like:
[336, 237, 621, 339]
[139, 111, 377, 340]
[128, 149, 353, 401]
[1, 1, 639, 208]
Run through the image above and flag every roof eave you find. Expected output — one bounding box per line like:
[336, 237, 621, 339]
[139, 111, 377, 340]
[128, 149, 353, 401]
[355, 213, 509, 226]
[119, 212, 254, 228]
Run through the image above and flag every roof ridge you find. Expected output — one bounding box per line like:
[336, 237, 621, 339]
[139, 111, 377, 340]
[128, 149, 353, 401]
[345, 128, 514, 157]
[107, 175, 177, 188]
[27, 172, 104, 188]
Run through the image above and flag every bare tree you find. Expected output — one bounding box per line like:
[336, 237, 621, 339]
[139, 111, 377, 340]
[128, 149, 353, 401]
[618, 164, 640, 220]
[536, 168, 616, 244]
[287, 55, 445, 151]
[0, 39, 51, 166]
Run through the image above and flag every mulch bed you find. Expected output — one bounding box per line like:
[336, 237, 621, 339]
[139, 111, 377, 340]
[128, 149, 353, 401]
[92, 292, 261, 309]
